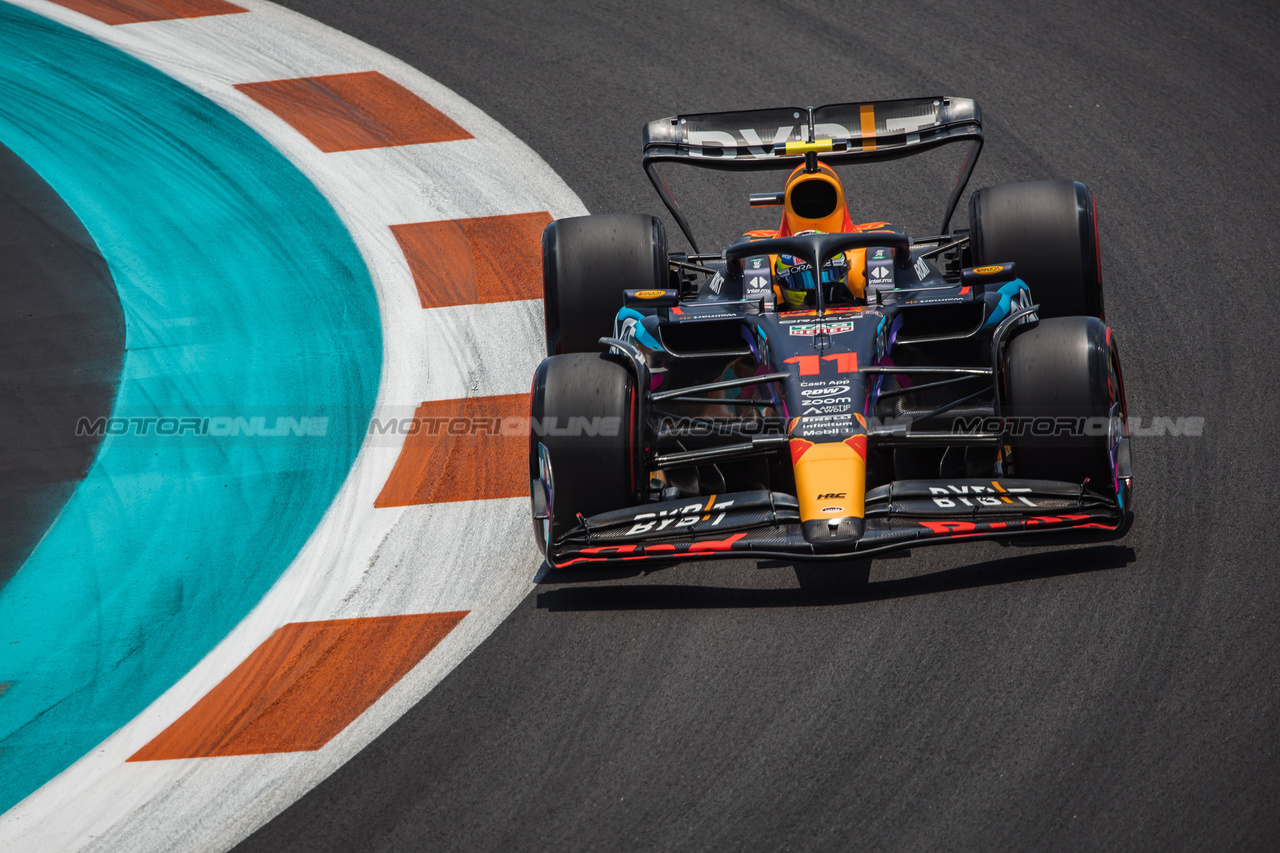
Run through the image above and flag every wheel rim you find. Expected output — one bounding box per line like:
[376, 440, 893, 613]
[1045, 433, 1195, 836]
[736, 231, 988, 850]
[531, 441, 554, 553]
[1107, 348, 1133, 509]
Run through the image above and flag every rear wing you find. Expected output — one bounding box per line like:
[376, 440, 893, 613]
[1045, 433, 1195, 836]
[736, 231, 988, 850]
[641, 96, 982, 251]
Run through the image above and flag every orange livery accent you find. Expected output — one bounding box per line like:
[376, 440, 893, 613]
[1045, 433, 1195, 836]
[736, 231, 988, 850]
[791, 438, 867, 523]
[859, 104, 877, 151]
[778, 163, 854, 237]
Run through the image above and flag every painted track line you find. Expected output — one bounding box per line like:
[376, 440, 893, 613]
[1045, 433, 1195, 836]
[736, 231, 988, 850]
[0, 1, 578, 850]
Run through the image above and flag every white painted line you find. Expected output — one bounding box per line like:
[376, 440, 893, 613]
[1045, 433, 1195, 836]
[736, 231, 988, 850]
[0, 1, 575, 851]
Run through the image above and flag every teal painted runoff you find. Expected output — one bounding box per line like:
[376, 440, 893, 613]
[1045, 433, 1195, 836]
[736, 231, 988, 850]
[0, 6, 381, 812]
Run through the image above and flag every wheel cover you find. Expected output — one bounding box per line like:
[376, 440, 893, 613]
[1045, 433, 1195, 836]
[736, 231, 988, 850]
[1106, 348, 1133, 509]
[531, 441, 554, 553]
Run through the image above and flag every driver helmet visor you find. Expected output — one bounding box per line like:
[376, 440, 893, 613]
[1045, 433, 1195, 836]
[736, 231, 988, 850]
[778, 255, 848, 306]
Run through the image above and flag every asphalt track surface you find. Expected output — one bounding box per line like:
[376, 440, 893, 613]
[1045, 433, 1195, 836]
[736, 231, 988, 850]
[244, 1, 1280, 849]
[0, 141, 120, 588]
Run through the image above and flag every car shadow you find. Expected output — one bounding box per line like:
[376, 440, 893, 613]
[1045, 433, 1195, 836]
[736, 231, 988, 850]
[534, 545, 1137, 611]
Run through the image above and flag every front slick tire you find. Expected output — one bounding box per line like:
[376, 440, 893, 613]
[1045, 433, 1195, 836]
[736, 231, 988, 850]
[1004, 316, 1129, 504]
[529, 352, 636, 560]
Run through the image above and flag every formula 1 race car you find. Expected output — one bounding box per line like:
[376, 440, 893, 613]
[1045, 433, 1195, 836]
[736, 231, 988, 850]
[530, 96, 1132, 567]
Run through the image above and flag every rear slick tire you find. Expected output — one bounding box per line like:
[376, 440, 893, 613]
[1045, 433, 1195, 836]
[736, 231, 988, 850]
[541, 213, 667, 355]
[969, 179, 1104, 320]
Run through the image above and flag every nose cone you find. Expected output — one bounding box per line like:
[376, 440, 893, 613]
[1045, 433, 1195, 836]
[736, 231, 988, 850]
[802, 516, 865, 549]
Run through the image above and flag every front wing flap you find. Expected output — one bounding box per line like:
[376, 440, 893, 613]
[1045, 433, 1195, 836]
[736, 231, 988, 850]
[551, 480, 1127, 567]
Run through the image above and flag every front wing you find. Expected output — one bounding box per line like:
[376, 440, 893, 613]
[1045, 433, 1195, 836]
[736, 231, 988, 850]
[550, 480, 1129, 567]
